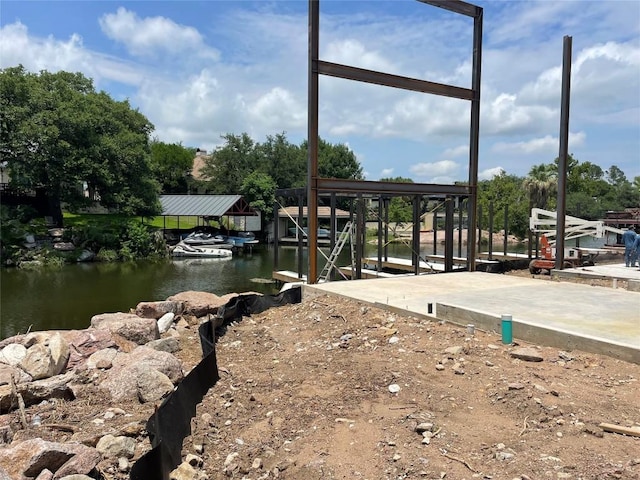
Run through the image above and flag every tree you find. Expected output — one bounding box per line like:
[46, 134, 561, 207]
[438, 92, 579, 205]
[149, 140, 195, 193]
[255, 133, 305, 190]
[241, 171, 277, 222]
[0, 66, 160, 225]
[522, 162, 557, 211]
[379, 177, 414, 227]
[478, 171, 529, 239]
[201, 133, 259, 194]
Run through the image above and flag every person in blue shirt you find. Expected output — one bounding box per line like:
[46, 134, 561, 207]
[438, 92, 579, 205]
[622, 227, 637, 267]
[632, 232, 640, 269]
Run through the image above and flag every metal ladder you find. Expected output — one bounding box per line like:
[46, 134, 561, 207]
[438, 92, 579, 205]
[317, 221, 354, 283]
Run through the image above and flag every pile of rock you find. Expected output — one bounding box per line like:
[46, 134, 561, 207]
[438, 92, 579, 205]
[0, 290, 235, 480]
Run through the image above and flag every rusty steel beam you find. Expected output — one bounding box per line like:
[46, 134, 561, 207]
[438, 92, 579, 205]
[317, 61, 473, 101]
[418, 0, 481, 18]
[316, 178, 470, 196]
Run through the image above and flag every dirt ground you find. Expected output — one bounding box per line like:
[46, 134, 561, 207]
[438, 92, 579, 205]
[4, 269, 640, 480]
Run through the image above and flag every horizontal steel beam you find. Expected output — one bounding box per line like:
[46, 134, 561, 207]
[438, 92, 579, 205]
[316, 178, 470, 196]
[417, 0, 481, 18]
[317, 61, 474, 101]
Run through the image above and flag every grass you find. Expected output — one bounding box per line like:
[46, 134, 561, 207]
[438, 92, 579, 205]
[62, 213, 202, 230]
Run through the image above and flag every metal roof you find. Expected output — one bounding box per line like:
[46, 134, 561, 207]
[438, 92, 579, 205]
[278, 206, 350, 218]
[160, 195, 256, 216]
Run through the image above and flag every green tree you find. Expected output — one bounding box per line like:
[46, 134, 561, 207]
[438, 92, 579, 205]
[478, 171, 529, 239]
[0, 66, 160, 225]
[379, 177, 414, 226]
[523, 162, 557, 211]
[241, 171, 277, 222]
[201, 133, 259, 194]
[149, 140, 195, 193]
[256, 133, 305, 189]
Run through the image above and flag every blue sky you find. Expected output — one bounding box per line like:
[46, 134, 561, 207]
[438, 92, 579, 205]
[1, 0, 639, 184]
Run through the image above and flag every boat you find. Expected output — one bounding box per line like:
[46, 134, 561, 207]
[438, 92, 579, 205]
[182, 231, 233, 248]
[288, 227, 333, 239]
[171, 242, 233, 258]
[221, 231, 259, 247]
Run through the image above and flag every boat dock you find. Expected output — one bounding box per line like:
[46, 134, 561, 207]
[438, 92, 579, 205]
[300, 265, 640, 364]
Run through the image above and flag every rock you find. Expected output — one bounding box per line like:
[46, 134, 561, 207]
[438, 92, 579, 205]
[415, 422, 434, 433]
[0, 362, 32, 386]
[137, 368, 174, 403]
[60, 329, 118, 370]
[170, 461, 198, 480]
[0, 372, 75, 411]
[35, 469, 53, 480]
[146, 337, 180, 354]
[91, 313, 160, 345]
[136, 301, 184, 319]
[388, 384, 401, 393]
[252, 458, 263, 469]
[53, 242, 75, 251]
[508, 383, 525, 390]
[87, 348, 119, 369]
[224, 452, 239, 467]
[444, 346, 463, 356]
[0, 438, 97, 479]
[157, 312, 176, 334]
[52, 444, 101, 479]
[388, 336, 400, 344]
[495, 451, 515, 461]
[166, 291, 227, 317]
[100, 347, 183, 401]
[510, 347, 544, 362]
[95, 435, 136, 459]
[1, 343, 28, 366]
[76, 249, 95, 262]
[57, 474, 94, 480]
[48, 333, 70, 376]
[185, 454, 203, 467]
[435, 364, 445, 371]
[118, 457, 129, 472]
[20, 344, 56, 380]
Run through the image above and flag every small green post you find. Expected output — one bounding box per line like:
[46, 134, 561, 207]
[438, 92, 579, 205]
[501, 314, 513, 344]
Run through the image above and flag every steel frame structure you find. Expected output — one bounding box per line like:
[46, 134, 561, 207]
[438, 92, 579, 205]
[307, 0, 483, 283]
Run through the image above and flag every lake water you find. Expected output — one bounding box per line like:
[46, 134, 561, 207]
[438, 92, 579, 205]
[1, 243, 416, 338]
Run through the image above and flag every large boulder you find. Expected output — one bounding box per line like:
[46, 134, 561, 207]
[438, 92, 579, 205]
[90, 313, 159, 345]
[0, 372, 75, 411]
[60, 329, 119, 370]
[0, 438, 100, 479]
[20, 344, 56, 380]
[100, 346, 183, 402]
[166, 291, 228, 317]
[0, 343, 28, 366]
[0, 362, 32, 386]
[48, 333, 70, 375]
[135, 300, 183, 319]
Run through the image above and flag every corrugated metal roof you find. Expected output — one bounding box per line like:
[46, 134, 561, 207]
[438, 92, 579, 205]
[278, 206, 350, 218]
[160, 194, 246, 216]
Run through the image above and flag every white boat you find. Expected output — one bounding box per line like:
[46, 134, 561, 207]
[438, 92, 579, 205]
[171, 242, 233, 258]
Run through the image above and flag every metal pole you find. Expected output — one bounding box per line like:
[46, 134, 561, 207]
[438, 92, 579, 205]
[356, 195, 364, 279]
[458, 199, 463, 258]
[384, 197, 389, 261]
[555, 35, 572, 270]
[466, 7, 483, 272]
[433, 207, 438, 256]
[503, 203, 508, 256]
[413, 195, 421, 275]
[377, 195, 383, 272]
[297, 195, 304, 279]
[273, 200, 279, 270]
[445, 196, 454, 272]
[307, 0, 320, 282]
[488, 201, 493, 261]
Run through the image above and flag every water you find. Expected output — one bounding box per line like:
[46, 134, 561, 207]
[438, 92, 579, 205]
[1, 243, 415, 338]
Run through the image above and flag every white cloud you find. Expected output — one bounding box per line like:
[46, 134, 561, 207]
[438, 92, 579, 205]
[491, 131, 586, 155]
[380, 168, 394, 178]
[409, 160, 459, 180]
[0, 21, 143, 87]
[99, 7, 219, 59]
[479, 167, 505, 181]
[247, 87, 306, 132]
[442, 145, 469, 158]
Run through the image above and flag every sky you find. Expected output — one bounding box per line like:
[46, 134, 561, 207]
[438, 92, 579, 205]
[1, 0, 639, 184]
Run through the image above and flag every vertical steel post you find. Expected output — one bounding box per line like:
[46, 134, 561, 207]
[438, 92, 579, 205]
[273, 200, 279, 270]
[298, 195, 304, 279]
[466, 8, 483, 272]
[488, 201, 493, 261]
[503, 203, 508, 256]
[555, 36, 572, 270]
[445, 196, 454, 272]
[458, 198, 463, 258]
[413, 195, 421, 275]
[384, 197, 389, 261]
[307, 0, 320, 283]
[377, 195, 383, 272]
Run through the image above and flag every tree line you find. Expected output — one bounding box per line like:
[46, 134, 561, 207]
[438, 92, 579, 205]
[2, 66, 638, 238]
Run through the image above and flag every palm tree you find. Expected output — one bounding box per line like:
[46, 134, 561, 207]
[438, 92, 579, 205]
[523, 163, 557, 210]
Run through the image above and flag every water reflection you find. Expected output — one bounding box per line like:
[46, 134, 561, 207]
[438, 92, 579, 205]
[0, 242, 421, 338]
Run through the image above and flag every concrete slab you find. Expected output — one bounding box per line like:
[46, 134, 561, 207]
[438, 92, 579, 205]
[303, 271, 640, 364]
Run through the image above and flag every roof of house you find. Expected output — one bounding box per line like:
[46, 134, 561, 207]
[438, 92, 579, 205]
[278, 206, 350, 218]
[160, 195, 256, 216]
